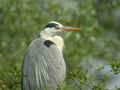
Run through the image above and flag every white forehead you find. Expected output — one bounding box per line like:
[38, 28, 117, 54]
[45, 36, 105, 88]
[48, 21, 63, 27]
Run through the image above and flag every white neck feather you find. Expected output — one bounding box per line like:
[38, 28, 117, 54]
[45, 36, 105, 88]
[41, 34, 64, 52]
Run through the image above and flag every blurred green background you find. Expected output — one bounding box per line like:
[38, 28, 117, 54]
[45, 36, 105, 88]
[0, 0, 120, 90]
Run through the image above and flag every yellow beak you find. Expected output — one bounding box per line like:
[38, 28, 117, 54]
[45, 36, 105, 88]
[61, 27, 80, 31]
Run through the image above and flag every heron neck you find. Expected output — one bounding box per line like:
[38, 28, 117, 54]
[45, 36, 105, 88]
[40, 34, 64, 52]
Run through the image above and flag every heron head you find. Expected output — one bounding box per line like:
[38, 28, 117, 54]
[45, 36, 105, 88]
[40, 21, 80, 37]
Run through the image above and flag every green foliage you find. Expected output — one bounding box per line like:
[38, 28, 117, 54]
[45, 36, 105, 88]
[0, 0, 120, 90]
[0, 66, 21, 90]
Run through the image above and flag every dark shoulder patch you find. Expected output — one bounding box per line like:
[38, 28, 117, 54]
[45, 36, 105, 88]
[44, 40, 55, 47]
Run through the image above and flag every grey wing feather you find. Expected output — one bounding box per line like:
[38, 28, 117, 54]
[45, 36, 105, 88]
[21, 38, 66, 90]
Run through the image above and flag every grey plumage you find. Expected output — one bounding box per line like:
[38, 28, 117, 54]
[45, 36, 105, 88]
[21, 21, 80, 90]
[21, 38, 66, 90]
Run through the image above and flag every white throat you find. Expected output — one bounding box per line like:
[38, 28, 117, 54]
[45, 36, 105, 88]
[40, 33, 64, 52]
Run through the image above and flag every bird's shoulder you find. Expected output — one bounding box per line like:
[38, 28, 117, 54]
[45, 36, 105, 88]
[29, 37, 56, 49]
[26, 37, 61, 58]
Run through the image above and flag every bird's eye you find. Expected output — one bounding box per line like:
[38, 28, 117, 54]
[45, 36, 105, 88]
[55, 25, 60, 29]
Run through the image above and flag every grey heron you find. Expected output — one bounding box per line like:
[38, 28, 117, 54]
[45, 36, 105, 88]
[21, 21, 80, 90]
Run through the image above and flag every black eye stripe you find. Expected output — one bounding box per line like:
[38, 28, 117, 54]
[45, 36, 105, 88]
[45, 23, 58, 28]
